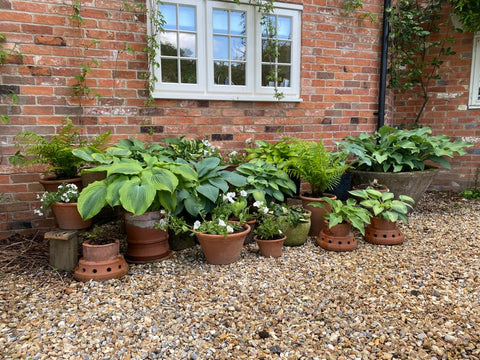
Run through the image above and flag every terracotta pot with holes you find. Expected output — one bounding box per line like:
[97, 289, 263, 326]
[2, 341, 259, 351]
[364, 217, 405, 245]
[74, 239, 128, 282]
[317, 221, 357, 252]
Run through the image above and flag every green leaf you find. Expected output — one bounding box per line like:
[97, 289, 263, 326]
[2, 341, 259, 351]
[77, 180, 108, 220]
[220, 171, 247, 187]
[107, 159, 143, 176]
[105, 174, 129, 207]
[197, 183, 219, 203]
[208, 177, 229, 192]
[118, 177, 156, 215]
[157, 190, 177, 212]
[196, 157, 221, 178]
[150, 167, 178, 193]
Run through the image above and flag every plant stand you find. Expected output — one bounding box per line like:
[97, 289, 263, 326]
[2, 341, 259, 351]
[317, 223, 357, 252]
[364, 217, 405, 245]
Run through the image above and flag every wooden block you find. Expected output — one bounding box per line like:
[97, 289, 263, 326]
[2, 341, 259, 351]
[46, 230, 80, 272]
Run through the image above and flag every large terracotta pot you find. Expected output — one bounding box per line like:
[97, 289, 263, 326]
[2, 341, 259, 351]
[39, 176, 83, 192]
[300, 193, 336, 236]
[51, 202, 92, 230]
[124, 211, 171, 263]
[317, 221, 357, 252]
[255, 235, 286, 258]
[284, 210, 311, 246]
[364, 217, 405, 245]
[195, 224, 251, 265]
[74, 239, 129, 282]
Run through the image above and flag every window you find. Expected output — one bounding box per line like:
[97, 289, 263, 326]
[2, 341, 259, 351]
[469, 32, 480, 108]
[149, 0, 302, 101]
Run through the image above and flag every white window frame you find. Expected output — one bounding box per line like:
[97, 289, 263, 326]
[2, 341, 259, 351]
[469, 32, 480, 108]
[148, 0, 302, 102]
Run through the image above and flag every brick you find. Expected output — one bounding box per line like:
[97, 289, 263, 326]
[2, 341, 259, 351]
[34, 36, 66, 46]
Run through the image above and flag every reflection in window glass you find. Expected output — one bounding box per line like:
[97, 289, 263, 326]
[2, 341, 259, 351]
[181, 60, 197, 83]
[231, 11, 245, 35]
[162, 59, 178, 82]
[231, 37, 246, 61]
[214, 61, 229, 85]
[277, 16, 292, 39]
[179, 33, 196, 57]
[213, 36, 229, 59]
[213, 9, 228, 34]
[161, 4, 177, 30]
[160, 32, 177, 56]
[179, 6, 196, 31]
[231, 62, 245, 85]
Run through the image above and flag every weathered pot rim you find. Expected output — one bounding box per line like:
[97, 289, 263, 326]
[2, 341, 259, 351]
[254, 235, 286, 242]
[195, 223, 251, 239]
[349, 167, 439, 175]
[83, 238, 119, 247]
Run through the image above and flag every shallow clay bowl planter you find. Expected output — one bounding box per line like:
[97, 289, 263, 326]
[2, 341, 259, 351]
[74, 239, 129, 282]
[364, 217, 405, 245]
[317, 221, 357, 252]
[195, 224, 251, 265]
[255, 235, 286, 258]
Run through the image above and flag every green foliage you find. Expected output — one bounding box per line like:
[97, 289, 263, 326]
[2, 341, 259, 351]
[311, 197, 371, 236]
[288, 141, 350, 197]
[35, 183, 81, 215]
[269, 203, 310, 228]
[10, 119, 110, 179]
[460, 167, 480, 200]
[348, 188, 415, 223]
[450, 0, 480, 32]
[235, 160, 296, 204]
[72, 61, 101, 99]
[0, 33, 23, 66]
[254, 213, 288, 240]
[69, 0, 84, 24]
[339, 126, 473, 172]
[162, 136, 221, 162]
[245, 137, 303, 172]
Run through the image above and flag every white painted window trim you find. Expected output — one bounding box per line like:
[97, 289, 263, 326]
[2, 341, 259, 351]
[148, 0, 302, 102]
[469, 32, 480, 108]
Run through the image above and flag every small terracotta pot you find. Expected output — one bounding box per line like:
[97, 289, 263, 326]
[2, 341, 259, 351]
[255, 235, 286, 258]
[317, 222, 357, 252]
[74, 239, 129, 282]
[195, 224, 251, 265]
[300, 193, 336, 236]
[364, 217, 405, 245]
[39, 176, 83, 192]
[51, 202, 92, 230]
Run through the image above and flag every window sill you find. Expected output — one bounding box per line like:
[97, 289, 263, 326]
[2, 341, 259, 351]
[151, 91, 303, 102]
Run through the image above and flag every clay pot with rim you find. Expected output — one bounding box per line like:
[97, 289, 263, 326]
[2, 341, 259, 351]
[317, 221, 357, 252]
[124, 211, 171, 263]
[364, 217, 405, 245]
[300, 193, 336, 236]
[51, 202, 92, 230]
[39, 175, 83, 192]
[74, 239, 129, 282]
[255, 235, 286, 258]
[195, 224, 251, 265]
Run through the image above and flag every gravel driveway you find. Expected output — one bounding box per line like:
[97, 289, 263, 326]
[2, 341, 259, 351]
[1, 192, 479, 360]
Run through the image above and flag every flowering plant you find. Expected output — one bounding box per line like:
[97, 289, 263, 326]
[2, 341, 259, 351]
[223, 150, 247, 165]
[35, 183, 80, 216]
[252, 201, 288, 240]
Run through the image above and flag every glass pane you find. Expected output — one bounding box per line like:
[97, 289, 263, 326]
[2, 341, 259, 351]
[214, 61, 229, 85]
[160, 32, 177, 56]
[181, 60, 197, 84]
[161, 59, 178, 83]
[231, 37, 246, 61]
[262, 39, 276, 63]
[277, 16, 292, 40]
[213, 9, 228, 34]
[231, 11, 245, 35]
[261, 15, 275, 38]
[278, 41, 291, 63]
[160, 4, 177, 30]
[179, 33, 196, 57]
[213, 36, 228, 60]
[262, 64, 274, 87]
[278, 65, 291, 87]
[231, 62, 245, 85]
[178, 6, 195, 31]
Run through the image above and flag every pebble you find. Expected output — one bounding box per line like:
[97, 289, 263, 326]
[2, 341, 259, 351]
[1, 192, 480, 359]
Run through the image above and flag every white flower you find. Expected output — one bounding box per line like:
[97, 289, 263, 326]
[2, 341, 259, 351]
[261, 206, 269, 214]
[226, 225, 234, 233]
[240, 190, 248, 197]
[193, 220, 201, 230]
[223, 192, 236, 204]
[245, 138, 252, 144]
[229, 150, 238, 156]
[279, 229, 283, 234]
[158, 218, 167, 227]
[253, 200, 264, 208]
[33, 209, 43, 216]
[202, 139, 212, 147]
[218, 219, 226, 227]
[160, 209, 166, 215]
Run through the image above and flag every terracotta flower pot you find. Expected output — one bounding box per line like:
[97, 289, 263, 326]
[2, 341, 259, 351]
[255, 235, 286, 258]
[300, 193, 336, 236]
[195, 224, 251, 265]
[51, 202, 92, 230]
[284, 210, 311, 246]
[124, 211, 171, 263]
[39, 176, 83, 192]
[317, 222, 357, 252]
[74, 239, 129, 282]
[364, 217, 405, 245]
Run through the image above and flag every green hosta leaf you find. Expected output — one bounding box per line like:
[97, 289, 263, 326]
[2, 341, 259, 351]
[197, 183, 219, 203]
[197, 157, 221, 178]
[105, 146, 131, 157]
[77, 180, 108, 220]
[150, 167, 178, 193]
[372, 204, 383, 216]
[251, 189, 266, 203]
[170, 163, 197, 182]
[105, 174, 129, 207]
[272, 189, 285, 202]
[381, 192, 395, 201]
[119, 177, 156, 215]
[428, 155, 451, 169]
[107, 159, 143, 176]
[327, 213, 342, 228]
[384, 211, 398, 222]
[390, 200, 408, 214]
[184, 197, 202, 217]
[208, 177, 229, 192]
[399, 194, 415, 204]
[157, 190, 177, 212]
[350, 217, 366, 235]
[220, 171, 247, 187]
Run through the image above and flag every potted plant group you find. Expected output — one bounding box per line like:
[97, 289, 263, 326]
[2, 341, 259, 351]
[253, 202, 288, 258]
[312, 197, 371, 252]
[349, 188, 415, 245]
[288, 140, 350, 236]
[339, 126, 472, 204]
[35, 182, 92, 230]
[74, 225, 128, 282]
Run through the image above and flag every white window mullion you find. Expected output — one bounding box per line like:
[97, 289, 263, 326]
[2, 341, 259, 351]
[469, 33, 480, 108]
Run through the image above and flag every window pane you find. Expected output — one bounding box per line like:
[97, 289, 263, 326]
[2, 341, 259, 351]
[262, 64, 275, 87]
[277, 16, 292, 40]
[179, 33, 196, 57]
[214, 61, 229, 85]
[278, 41, 291, 63]
[262, 39, 276, 63]
[160, 4, 177, 30]
[213, 9, 228, 34]
[278, 65, 291, 87]
[213, 36, 229, 60]
[231, 37, 246, 61]
[261, 15, 275, 38]
[162, 59, 178, 83]
[181, 60, 197, 83]
[231, 62, 245, 85]
[231, 11, 245, 35]
[161, 32, 177, 56]
[179, 6, 195, 31]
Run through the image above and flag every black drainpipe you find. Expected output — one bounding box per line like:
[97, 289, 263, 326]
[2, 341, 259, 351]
[377, 0, 391, 129]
